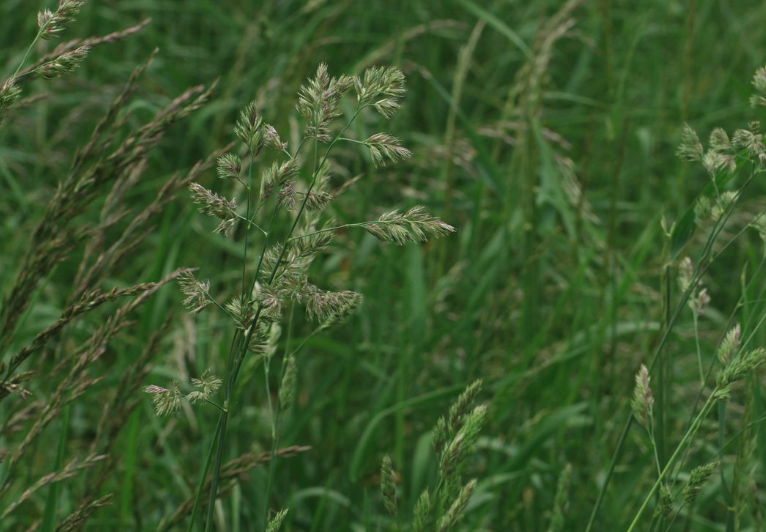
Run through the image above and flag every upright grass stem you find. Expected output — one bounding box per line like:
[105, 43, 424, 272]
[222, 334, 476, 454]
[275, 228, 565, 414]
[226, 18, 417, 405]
[625, 392, 718, 532]
[191, 69, 438, 528]
[585, 169, 757, 531]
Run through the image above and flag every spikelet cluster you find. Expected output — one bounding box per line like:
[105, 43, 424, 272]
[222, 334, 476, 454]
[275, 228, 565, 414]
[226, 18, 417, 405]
[0, 81, 22, 125]
[143, 370, 222, 416]
[296, 64, 354, 142]
[188, 182, 238, 236]
[365, 206, 456, 245]
[630, 364, 654, 431]
[33, 46, 90, 80]
[37, 0, 88, 40]
[676, 257, 710, 316]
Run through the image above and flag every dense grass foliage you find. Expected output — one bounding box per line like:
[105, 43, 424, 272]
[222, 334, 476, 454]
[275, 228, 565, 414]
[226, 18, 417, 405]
[3, 0, 766, 530]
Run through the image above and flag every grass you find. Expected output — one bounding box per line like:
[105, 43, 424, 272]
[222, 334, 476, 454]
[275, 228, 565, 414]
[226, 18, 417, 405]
[3, 0, 766, 530]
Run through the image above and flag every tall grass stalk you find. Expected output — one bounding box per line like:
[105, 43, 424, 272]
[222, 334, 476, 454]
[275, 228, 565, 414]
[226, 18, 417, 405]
[142, 63, 456, 531]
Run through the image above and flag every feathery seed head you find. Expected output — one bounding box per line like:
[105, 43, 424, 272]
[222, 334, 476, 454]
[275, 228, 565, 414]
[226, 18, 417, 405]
[678, 257, 693, 292]
[364, 133, 412, 168]
[438, 405, 486, 478]
[676, 124, 703, 162]
[754, 65, 766, 94]
[225, 296, 256, 329]
[235, 101, 264, 154]
[716, 347, 766, 395]
[448, 379, 482, 432]
[38, 9, 55, 32]
[190, 369, 222, 398]
[291, 230, 334, 259]
[381, 454, 398, 517]
[38, 0, 87, 39]
[683, 461, 719, 504]
[716, 323, 741, 366]
[436, 479, 476, 532]
[0, 80, 21, 125]
[266, 509, 289, 532]
[702, 150, 736, 176]
[690, 288, 710, 316]
[277, 182, 297, 211]
[356, 66, 406, 114]
[305, 288, 361, 323]
[296, 63, 353, 141]
[177, 270, 212, 313]
[432, 416, 448, 454]
[732, 127, 765, 157]
[263, 124, 287, 151]
[412, 490, 432, 532]
[144, 382, 181, 416]
[304, 191, 334, 212]
[549, 464, 572, 532]
[657, 484, 673, 519]
[188, 182, 238, 235]
[34, 46, 90, 80]
[216, 153, 242, 180]
[365, 206, 456, 245]
[262, 160, 299, 199]
[709, 127, 732, 153]
[630, 364, 654, 430]
[249, 322, 282, 359]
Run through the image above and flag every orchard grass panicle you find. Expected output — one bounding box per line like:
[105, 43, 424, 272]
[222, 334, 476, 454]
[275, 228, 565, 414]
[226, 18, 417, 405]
[141, 62, 456, 531]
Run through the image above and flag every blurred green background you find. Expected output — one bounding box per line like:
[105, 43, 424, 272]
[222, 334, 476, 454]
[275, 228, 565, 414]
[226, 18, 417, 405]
[3, 0, 766, 530]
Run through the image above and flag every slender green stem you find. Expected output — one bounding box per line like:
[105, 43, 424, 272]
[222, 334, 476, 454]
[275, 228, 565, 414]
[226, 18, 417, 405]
[204, 402, 230, 530]
[263, 356, 274, 437]
[12, 25, 47, 80]
[241, 163, 254, 299]
[625, 392, 718, 532]
[232, 211, 268, 236]
[188, 415, 224, 532]
[203, 399, 227, 413]
[584, 415, 633, 532]
[262, 307, 294, 530]
[693, 311, 703, 385]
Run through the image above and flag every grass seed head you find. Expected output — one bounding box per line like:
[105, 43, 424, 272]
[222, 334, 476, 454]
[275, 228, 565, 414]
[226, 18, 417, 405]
[235, 101, 264, 154]
[0, 80, 22, 125]
[216, 153, 242, 180]
[177, 270, 212, 313]
[676, 124, 703, 162]
[683, 461, 719, 504]
[380, 454, 398, 517]
[188, 182, 238, 236]
[266, 509, 289, 532]
[630, 364, 654, 431]
[34, 45, 90, 80]
[412, 490, 431, 532]
[436, 479, 476, 532]
[657, 484, 673, 519]
[144, 382, 181, 416]
[716, 324, 741, 366]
